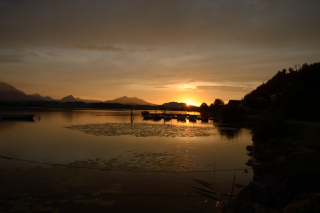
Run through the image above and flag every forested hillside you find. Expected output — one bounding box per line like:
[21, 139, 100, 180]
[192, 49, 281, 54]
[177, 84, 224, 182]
[244, 62, 320, 121]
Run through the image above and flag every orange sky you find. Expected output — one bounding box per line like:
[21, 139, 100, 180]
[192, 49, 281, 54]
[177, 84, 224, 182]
[1, 0, 320, 106]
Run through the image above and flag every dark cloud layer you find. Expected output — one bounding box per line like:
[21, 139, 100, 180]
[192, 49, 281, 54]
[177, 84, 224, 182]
[1, 0, 320, 49]
[73, 45, 157, 53]
[74, 45, 126, 52]
[0, 52, 24, 63]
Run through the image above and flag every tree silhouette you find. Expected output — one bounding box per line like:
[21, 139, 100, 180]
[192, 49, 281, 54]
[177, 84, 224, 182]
[200, 102, 209, 111]
[214, 99, 224, 106]
[211, 99, 224, 111]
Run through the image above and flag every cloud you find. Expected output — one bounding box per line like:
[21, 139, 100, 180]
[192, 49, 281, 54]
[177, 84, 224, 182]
[74, 45, 125, 52]
[153, 86, 169, 89]
[0, 53, 24, 63]
[197, 85, 253, 93]
[73, 45, 157, 53]
[0, 0, 22, 2]
[46, 52, 57, 57]
[0, 0, 319, 49]
[29, 52, 40, 57]
[1, 0, 320, 104]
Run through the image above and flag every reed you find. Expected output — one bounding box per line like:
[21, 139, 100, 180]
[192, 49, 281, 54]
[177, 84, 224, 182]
[229, 171, 236, 203]
[190, 159, 238, 210]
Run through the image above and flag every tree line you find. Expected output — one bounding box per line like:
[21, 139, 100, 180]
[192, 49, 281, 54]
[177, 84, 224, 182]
[243, 61, 320, 121]
[197, 61, 320, 122]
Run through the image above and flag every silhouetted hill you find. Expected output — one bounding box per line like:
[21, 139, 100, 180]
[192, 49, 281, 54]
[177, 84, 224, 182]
[31, 93, 55, 101]
[162, 102, 186, 109]
[0, 82, 41, 101]
[0, 91, 41, 101]
[105, 96, 156, 105]
[58, 95, 102, 103]
[0, 82, 154, 105]
[0, 82, 25, 95]
[60, 95, 78, 102]
[75, 97, 102, 103]
[244, 62, 320, 121]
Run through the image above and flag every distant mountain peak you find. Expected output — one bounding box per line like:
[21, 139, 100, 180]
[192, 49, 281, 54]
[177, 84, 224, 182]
[0, 82, 155, 105]
[31, 93, 43, 98]
[0, 82, 26, 95]
[60, 95, 77, 102]
[30, 93, 55, 101]
[0, 82, 43, 101]
[59, 95, 102, 103]
[105, 96, 156, 105]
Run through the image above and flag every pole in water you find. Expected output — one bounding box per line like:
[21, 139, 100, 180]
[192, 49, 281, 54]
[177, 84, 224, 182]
[130, 106, 134, 123]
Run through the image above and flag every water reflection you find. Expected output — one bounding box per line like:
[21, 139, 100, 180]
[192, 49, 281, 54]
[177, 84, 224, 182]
[66, 123, 215, 137]
[61, 110, 74, 121]
[0, 119, 35, 133]
[216, 124, 242, 139]
[0, 109, 253, 213]
[0, 119, 35, 123]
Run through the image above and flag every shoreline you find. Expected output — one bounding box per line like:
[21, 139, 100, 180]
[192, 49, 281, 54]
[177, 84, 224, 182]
[221, 119, 320, 213]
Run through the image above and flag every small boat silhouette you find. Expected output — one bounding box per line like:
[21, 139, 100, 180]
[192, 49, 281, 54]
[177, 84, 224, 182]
[0, 114, 34, 120]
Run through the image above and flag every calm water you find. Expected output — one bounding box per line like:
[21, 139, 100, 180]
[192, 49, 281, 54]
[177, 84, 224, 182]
[0, 109, 253, 213]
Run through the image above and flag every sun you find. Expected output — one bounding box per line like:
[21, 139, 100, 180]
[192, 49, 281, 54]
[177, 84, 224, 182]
[186, 102, 197, 106]
[179, 96, 200, 106]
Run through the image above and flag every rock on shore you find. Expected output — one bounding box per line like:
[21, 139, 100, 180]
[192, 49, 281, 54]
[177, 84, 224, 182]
[221, 135, 320, 213]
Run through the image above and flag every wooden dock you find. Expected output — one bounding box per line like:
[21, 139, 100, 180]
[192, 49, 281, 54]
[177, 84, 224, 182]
[141, 111, 220, 122]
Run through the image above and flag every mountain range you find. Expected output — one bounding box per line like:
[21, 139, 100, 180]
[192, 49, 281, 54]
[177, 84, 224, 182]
[0, 82, 156, 105]
[0, 82, 39, 101]
[105, 96, 155, 105]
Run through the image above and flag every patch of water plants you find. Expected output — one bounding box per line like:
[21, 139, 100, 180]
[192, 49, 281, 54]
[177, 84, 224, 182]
[0, 150, 207, 212]
[66, 123, 214, 137]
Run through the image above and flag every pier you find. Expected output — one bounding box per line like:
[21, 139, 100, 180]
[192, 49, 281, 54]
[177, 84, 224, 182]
[141, 111, 220, 122]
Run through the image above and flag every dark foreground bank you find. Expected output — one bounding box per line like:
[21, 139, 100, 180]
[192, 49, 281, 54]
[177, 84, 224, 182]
[222, 118, 320, 213]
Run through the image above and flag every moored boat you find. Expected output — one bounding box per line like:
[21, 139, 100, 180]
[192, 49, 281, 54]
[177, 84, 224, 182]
[188, 115, 197, 122]
[141, 111, 150, 116]
[201, 116, 209, 122]
[177, 114, 186, 121]
[0, 114, 34, 120]
[163, 115, 172, 121]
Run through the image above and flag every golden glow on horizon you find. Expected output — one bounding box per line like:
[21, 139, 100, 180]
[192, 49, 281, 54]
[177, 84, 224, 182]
[186, 102, 197, 106]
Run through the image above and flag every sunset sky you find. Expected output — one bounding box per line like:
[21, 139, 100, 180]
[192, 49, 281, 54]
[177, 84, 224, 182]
[1, 0, 320, 106]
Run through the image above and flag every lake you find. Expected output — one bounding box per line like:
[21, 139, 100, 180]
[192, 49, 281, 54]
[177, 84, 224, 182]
[0, 109, 253, 213]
